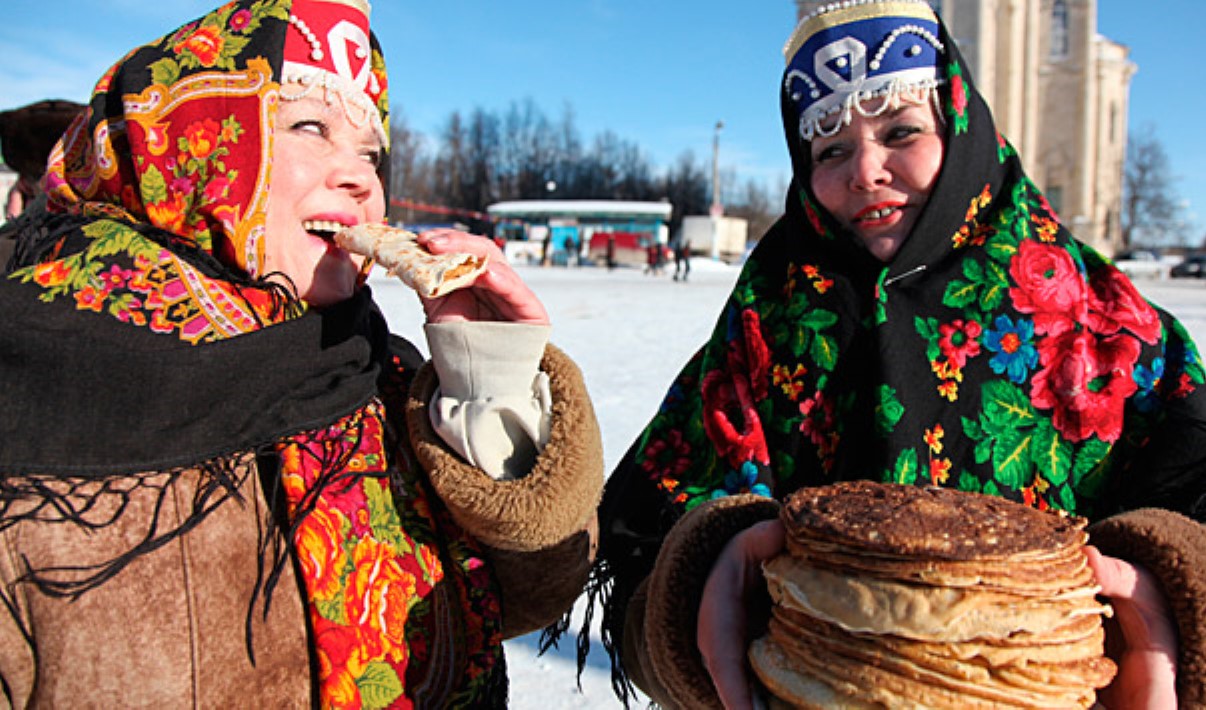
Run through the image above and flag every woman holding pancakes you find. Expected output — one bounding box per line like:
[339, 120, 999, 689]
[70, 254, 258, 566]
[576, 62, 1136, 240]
[575, 0, 1205, 707]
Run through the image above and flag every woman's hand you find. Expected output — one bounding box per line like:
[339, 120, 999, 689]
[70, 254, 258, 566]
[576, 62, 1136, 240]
[416, 229, 549, 325]
[1084, 546, 1178, 709]
[697, 519, 786, 710]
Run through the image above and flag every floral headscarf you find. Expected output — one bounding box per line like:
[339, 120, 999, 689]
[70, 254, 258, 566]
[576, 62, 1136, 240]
[15, 0, 389, 338]
[586, 1, 1206, 700]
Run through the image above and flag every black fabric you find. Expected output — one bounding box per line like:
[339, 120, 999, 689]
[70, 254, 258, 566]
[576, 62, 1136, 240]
[0, 278, 390, 476]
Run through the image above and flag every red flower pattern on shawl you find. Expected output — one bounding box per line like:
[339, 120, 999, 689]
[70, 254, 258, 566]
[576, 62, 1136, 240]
[1031, 330, 1141, 442]
[1009, 240, 1087, 336]
[344, 537, 419, 665]
[700, 307, 773, 468]
[950, 74, 968, 117]
[174, 24, 226, 66]
[641, 429, 693, 479]
[294, 498, 351, 601]
[1087, 265, 1161, 345]
[742, 309, 772, 400]
[702, 369, 770, 469]
[938, 319, 982, 369]
[313, 616, 366, 709]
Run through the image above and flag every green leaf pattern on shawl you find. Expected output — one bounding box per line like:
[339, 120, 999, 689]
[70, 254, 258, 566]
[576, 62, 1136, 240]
[631, 164, 1204, 520]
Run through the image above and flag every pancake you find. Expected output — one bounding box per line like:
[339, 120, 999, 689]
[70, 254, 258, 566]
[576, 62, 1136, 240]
[781, 480, 1088, 561]
[335, 223, 488, 298]
[748, 481, 1116, 709]
[763, 554, 1107, 642]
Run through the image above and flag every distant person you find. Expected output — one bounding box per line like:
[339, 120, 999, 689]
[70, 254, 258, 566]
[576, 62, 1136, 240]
[0, 99, 85, 222]
[566, 2, 1206, 708]
[566, 235, 579, 267]
[645, 241, 666, 276]
[673, 236, 691, 282]
[606, 234, 617, 270]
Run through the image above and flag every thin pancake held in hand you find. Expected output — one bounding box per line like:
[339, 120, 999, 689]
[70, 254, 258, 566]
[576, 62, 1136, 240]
[336, 223, 488, 298]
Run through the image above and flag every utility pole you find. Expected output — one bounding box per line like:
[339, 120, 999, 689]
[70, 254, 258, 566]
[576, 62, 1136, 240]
[710, 120, 724, 259]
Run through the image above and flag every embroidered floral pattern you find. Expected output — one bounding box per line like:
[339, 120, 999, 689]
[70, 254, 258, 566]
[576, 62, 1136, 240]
[11, 220, 273, 342]
[946, 60, 970, 134]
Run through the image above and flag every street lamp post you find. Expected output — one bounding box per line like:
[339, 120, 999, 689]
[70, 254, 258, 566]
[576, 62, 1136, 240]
[710, 120, 724, 260]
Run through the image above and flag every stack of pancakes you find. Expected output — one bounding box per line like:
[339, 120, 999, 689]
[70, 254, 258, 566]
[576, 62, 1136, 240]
[748, 481, 1116, 709]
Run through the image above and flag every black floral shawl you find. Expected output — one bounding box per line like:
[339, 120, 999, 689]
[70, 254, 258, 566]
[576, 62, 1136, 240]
[579, 13, 1206, 704]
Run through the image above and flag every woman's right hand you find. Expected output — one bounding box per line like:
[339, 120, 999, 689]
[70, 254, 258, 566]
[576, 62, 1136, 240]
[697, 519, 786, 710]
[416, 229, 549, 325]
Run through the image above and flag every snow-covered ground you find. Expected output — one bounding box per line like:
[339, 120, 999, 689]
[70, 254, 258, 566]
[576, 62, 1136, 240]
[370, 260, 1206, 709]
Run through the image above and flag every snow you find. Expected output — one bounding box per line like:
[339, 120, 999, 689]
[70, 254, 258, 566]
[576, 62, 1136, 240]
[369, 261, 1206, 709]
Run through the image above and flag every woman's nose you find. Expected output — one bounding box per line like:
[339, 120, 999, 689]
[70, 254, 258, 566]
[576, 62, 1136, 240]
[848, 143, 891, 191]
[328, 150, 380, 201]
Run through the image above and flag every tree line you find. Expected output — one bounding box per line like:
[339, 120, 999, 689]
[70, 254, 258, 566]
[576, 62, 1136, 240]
[386, 99, 780, 241]
[386, 102, 1200, 253]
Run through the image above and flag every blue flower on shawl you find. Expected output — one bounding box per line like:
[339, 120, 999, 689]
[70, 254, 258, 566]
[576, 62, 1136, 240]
[1132, 357, 1165, 414]
[712, 461, 772, 500]
[984, 315, 1038, 384]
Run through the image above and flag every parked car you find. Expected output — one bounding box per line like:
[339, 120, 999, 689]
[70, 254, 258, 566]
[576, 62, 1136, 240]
[1171, 253, 1206, 279]
[1112, 249, 1171, 280]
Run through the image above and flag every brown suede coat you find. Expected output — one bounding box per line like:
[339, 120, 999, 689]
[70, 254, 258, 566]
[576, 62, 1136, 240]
[0, 345, 602, 708]
[625, 497, 1206, 710]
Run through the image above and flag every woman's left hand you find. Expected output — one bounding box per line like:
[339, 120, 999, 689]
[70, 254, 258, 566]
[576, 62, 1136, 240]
[1084, 546, 1178, 709]
[416, 229, 549, 325]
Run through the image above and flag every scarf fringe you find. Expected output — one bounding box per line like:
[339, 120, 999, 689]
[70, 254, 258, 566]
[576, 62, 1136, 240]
[1, 459, 248, 599]
[248, 412, 379, 663]
[539, 558, 640, 708]
[2, 416, 382, 668]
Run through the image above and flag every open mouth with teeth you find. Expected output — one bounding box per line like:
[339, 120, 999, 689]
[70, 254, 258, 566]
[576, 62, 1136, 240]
[855, 206, 902, 223]
[304, 219, 351, 241]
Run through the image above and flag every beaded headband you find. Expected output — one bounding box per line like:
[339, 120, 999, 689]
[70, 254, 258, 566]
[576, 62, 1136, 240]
[282, 0, 387, 145]
[783, 0, 944, 141]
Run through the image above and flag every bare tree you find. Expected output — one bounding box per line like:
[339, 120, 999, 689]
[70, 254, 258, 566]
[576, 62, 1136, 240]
[432, 109, 500, 218]
[388, 113, 432, 200]
[1122, 127, 1185, 249]
[390, 99, 763, 240]
[660, 151, 710, 235]
[726, 176, 779, 243]
[497, 98, 560, 200]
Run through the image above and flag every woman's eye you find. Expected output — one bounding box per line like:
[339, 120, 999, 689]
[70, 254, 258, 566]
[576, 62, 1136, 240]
[812, 144, 844, 163]
[362, 149, 383, 167]
[885, 125, 922, 143]
[291, 119, 327, 137]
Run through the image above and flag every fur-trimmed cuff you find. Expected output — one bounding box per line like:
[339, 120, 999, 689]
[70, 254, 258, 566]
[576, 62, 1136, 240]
[406, 343, 603, 552]
[1088, 508, 1206, 708]
[640, 494, 781, 710]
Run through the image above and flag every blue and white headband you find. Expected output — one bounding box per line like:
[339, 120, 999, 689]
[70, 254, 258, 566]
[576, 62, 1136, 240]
[783, 0, 945, 141]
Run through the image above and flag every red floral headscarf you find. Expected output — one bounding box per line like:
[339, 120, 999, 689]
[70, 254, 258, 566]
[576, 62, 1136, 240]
[41, 0, 388, 281]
